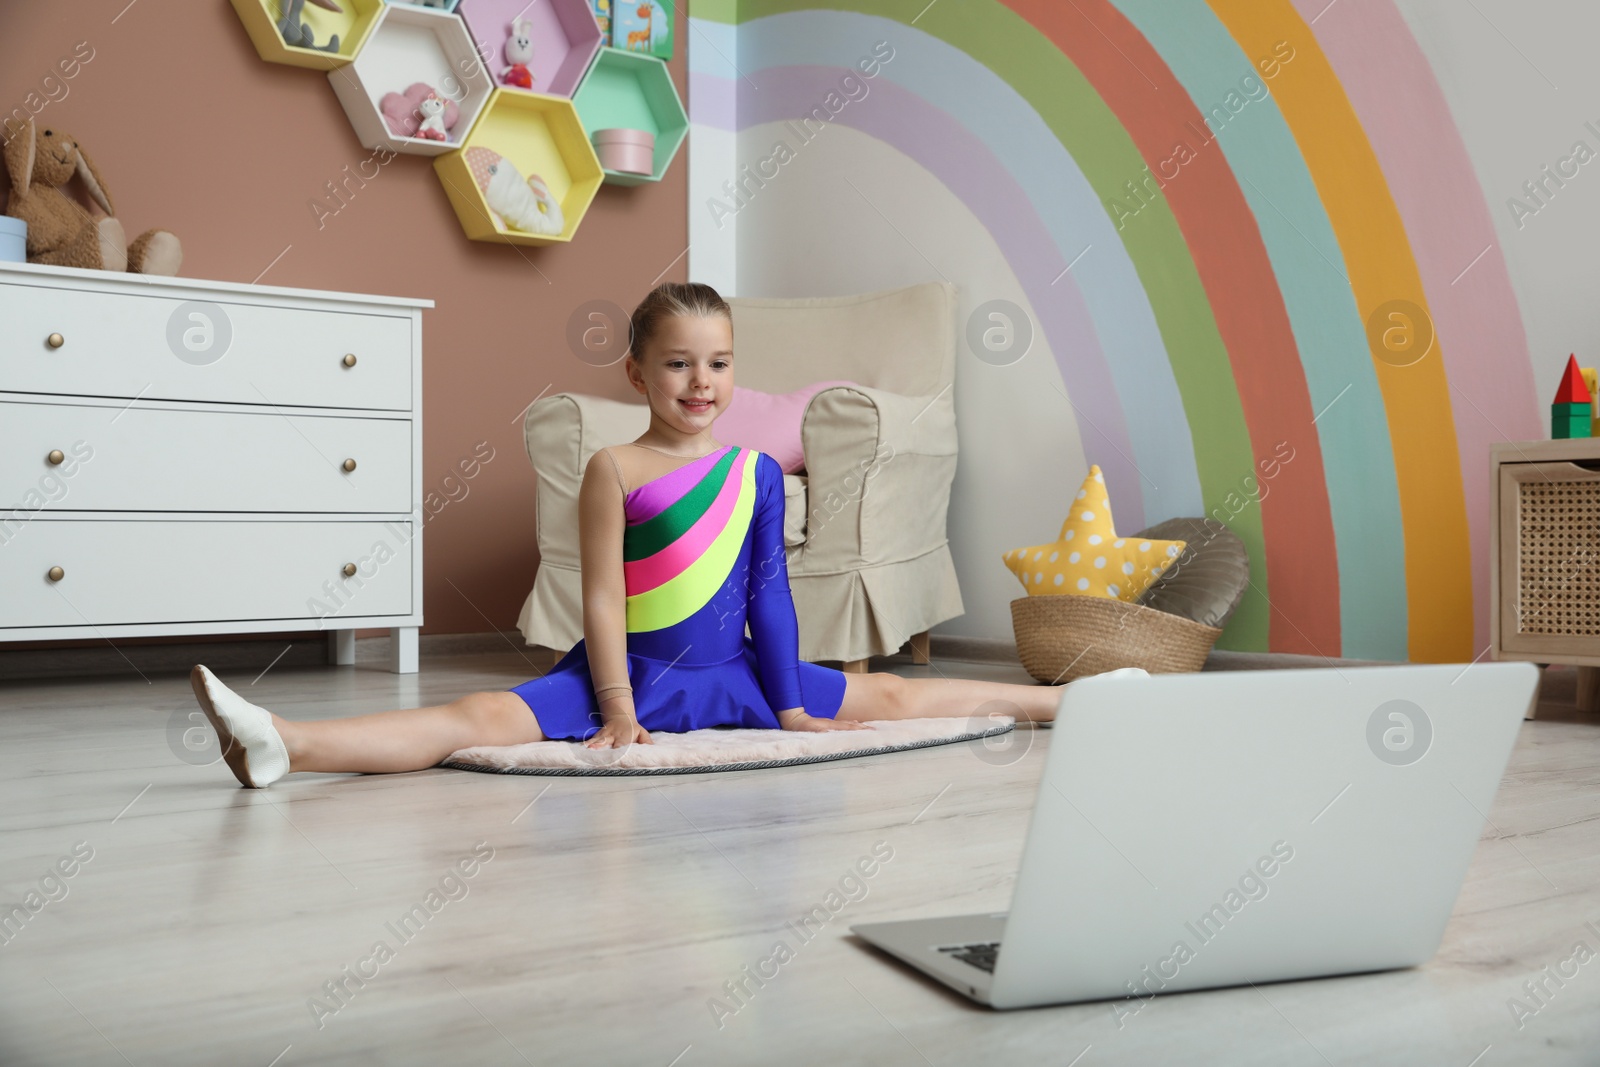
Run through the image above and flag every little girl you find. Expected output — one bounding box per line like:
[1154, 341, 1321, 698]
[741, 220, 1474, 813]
[189, 282, 1063, 788]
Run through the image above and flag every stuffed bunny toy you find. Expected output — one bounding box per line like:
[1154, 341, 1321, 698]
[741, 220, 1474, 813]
[502, 18, 535, 88]
[1, 119, 182, 274]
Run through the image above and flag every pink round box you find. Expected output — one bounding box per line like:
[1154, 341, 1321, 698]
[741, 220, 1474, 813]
[592, 128, 656, 176]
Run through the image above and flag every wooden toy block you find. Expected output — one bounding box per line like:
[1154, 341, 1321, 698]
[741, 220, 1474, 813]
[1553, 406, 1593, 439]
[1584, 367, 1600, 435]
[1554, 354, 1592, 404]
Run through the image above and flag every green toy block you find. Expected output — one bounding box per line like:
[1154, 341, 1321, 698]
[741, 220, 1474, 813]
[1553, 402, 1593, 438]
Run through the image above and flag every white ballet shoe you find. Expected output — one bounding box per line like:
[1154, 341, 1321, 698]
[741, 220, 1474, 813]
[189, 664, 290, 788]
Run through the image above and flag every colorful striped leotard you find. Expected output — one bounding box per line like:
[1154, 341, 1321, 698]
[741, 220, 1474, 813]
[507, 444, 847, 741]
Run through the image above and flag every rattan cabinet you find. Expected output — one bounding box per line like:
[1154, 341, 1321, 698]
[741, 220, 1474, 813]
[1491, 439, 1600, 711]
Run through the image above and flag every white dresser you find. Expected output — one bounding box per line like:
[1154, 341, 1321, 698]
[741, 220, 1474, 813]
[0, 261, 430, 673]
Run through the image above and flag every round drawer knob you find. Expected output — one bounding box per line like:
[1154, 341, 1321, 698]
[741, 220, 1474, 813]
[47, 450, 65, 465]
[342, 458, 357, 472]
[46, 333, 64, 349]
[342, 563, 357, 578]
[342, 353, 357, 368]
[47, 566, 64, 582]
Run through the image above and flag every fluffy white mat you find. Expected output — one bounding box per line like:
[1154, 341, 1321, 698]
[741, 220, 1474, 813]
[440, 716, 1015, 776]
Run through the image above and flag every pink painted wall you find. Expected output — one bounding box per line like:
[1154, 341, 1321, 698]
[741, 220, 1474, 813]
[1, 0, 687, 651]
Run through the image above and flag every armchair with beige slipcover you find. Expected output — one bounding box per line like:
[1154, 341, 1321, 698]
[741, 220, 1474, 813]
[514, 281, 965, 672]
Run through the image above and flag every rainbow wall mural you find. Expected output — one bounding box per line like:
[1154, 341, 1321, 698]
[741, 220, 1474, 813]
[686, 0, 1544, 662]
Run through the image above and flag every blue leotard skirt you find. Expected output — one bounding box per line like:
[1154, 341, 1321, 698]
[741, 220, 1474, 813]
[507, 635, 847, 742]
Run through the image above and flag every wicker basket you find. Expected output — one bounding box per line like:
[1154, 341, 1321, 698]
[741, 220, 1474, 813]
[1010, 594, 1222, 684]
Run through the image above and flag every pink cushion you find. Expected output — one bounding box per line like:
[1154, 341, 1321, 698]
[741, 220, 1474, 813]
[712, 380, 858, 474]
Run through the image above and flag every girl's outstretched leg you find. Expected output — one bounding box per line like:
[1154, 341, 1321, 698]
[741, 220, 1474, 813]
[835, 671, 1064, 724]
[190, 665, 544, 787]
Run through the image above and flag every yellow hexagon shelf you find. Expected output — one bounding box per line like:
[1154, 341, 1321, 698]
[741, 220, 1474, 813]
[433, 88, 603, 246]
[231, 0, 384, 70]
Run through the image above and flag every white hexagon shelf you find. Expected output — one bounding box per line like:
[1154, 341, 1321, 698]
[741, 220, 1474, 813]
[327, 2, 493, 155]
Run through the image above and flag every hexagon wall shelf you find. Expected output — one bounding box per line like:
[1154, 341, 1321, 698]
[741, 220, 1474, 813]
[383, 0, 462, 11]
[231, 0, 383, 70]
[458, 0, 604, 98]
[328, 2, 492, 155]
[433, 88, 603, 245]
[572, 47, 685, 186]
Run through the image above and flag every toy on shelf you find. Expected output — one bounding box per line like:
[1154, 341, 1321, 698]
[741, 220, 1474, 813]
[277, 0, 344, 52]
[592, 128, 653, 174]
[457, 0, 604, 99]
[379, 82, 461, 141]
[232, 0, 382, 68]
[1, 119, 182, 275]
[502, 18, 536, 88]
[613, 0, 670, 60]
[1553, 353, 1593, 439]
[1583, 365, 1600, 437]
[591, 0, 611, 36]
[464, 146, 564, 235]
[571, 47, 686, 184]
[0, 217, 27, 263]
[415, 93, 450, 140]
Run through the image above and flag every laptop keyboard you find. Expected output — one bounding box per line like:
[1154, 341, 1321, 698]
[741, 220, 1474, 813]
[938, 941, 1001, 973]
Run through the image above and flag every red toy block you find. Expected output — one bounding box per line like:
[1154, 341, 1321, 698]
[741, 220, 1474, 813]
[1554, 353, 1592, 404]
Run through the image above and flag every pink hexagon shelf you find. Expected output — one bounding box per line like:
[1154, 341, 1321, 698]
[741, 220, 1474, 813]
[457, 0, 604, 98]
[328, 2, 493, 155]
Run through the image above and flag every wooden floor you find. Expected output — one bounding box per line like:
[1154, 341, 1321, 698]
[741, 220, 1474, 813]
[2, 647, 1597, 1066]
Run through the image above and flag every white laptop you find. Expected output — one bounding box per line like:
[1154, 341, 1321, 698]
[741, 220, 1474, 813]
[852, 662, 1538, 1010]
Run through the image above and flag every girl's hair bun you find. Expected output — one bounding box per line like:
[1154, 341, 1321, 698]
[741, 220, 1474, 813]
[628, 282, 732, 361]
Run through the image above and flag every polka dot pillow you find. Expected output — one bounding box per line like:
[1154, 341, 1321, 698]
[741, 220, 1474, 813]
[1001, 465, 1186, 601]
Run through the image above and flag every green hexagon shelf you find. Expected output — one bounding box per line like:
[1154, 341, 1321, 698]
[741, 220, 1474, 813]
[231, 0, 384, 70]
[572, 47, 686, 186]
[433, 88, 603, 245]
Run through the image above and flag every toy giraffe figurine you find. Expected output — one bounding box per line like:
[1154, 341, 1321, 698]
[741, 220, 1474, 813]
[626, 3, 653, 50]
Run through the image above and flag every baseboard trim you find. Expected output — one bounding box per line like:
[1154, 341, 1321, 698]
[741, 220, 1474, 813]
[0, 628, 1382, 685]
[0, 629, 540, 684]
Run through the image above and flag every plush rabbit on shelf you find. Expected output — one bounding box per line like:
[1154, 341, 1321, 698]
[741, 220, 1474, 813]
[1, 119, 182, 274]
[502, 18, 535, 88]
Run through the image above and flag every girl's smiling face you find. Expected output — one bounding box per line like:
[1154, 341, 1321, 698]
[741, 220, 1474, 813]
[627, 313, 734, 440]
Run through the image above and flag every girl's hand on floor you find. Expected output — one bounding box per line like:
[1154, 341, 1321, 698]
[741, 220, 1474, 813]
[585, 717, 653, 749]
[776, 709, 872, 733]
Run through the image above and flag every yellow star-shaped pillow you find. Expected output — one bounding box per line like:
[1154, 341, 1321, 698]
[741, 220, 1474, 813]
[1001, 465, 1186, 601]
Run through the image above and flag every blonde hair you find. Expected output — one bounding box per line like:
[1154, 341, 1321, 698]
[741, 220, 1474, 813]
[626, 282, 732, 363]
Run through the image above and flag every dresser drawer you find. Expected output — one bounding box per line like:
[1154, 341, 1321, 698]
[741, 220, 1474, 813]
[0, 519, 414, 627]
[0, 283, 412, 411]
[2, 400, 412, 513]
